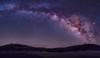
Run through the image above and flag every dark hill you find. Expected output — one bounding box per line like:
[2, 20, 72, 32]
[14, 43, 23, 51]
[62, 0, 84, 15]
[0, 44, 100, 52]
[51, 44, 100, 52]
[0, 44, 46, 52]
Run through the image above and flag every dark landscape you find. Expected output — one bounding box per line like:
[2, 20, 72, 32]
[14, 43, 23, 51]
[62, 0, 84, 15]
[0, 44, 100, 58]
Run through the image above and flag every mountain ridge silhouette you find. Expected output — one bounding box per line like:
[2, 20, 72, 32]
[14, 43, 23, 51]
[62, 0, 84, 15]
[0, 44, 100, 52]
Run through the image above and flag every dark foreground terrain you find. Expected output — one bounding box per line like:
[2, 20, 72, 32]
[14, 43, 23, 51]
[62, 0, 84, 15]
[0, 44, 100, 58]
[0, 53, 43, 58]
[1, 51, 100, 58]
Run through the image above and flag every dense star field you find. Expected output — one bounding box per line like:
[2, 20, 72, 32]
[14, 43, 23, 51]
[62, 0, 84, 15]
[0, 0, 100, 48]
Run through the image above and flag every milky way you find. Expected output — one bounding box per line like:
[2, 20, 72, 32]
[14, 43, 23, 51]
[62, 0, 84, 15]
[0, 1, 96, 44]
[0, 0, 99, 48]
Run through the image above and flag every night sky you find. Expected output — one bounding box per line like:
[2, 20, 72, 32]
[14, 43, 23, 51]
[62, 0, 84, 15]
[0, 0, 100, 48]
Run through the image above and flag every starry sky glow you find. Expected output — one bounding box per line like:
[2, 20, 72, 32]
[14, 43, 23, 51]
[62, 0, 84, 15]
[0, 0, 100, 48]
